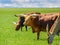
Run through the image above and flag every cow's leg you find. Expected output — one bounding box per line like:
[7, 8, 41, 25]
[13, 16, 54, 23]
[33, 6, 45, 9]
[32, 28, 35, 33]
[37, 32, 40, 40]
[25, 26, 27, 31]
[21, 27, 22, 31]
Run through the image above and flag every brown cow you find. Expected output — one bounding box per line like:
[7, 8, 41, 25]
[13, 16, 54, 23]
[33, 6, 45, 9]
[23, 13, 59, 40]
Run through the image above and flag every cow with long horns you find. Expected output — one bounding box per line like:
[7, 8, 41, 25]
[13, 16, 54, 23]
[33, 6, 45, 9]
[13, 14, 27, 31]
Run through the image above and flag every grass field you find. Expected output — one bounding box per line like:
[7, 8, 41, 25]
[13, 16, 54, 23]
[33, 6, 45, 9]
[0, 8, 60, 45]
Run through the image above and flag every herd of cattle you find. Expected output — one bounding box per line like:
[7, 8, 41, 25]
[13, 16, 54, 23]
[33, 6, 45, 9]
[13, 12, 60, 44]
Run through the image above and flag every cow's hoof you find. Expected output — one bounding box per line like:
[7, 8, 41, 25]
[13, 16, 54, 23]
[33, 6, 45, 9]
[37, 38, 39, 40]
[32, 31, 35, 33]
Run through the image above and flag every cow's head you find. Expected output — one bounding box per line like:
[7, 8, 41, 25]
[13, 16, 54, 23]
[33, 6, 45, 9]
[14, 14, 26, 31]
[24, 14, 38, 26]
[23, 14, 39, 33]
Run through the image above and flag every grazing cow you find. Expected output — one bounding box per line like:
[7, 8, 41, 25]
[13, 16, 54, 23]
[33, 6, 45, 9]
[48, 13, 60, 44]
[23, 13, 60, 40]
[14, 14, 27, 31]
[14, 12, 41, 31]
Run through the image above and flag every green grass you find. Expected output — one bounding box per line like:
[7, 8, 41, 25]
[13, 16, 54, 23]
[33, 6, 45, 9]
[0, 8, 60, 45]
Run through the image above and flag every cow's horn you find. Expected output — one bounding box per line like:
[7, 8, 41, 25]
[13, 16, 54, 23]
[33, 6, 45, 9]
[14, 14, 26, 17]
[20, 14, 26, 17]
[13, 22, 16, 24]
[32, 14, 37, 16]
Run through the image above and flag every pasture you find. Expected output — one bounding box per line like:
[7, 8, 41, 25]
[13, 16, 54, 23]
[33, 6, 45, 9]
[0, 8, 60, 45]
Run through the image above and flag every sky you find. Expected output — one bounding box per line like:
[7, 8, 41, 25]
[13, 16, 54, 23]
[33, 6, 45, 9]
[0, 0, 60, 8]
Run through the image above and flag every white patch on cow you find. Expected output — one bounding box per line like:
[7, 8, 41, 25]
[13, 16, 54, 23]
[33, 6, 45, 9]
[46, 24, 49, 33]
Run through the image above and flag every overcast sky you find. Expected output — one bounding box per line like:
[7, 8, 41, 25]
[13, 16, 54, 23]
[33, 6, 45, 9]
[0, 0, 60, 8]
